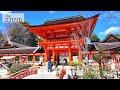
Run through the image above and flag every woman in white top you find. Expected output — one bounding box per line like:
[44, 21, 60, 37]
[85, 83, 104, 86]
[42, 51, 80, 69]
[0, 61, 3, 68]
[39, 56, 44, 66]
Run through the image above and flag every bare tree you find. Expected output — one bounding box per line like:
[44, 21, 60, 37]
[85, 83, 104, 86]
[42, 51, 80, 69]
[6, 22, 37, 46]
[69, 14, 100, 73]
[0, 30, 7, 47]
[70, 17, 94, 63]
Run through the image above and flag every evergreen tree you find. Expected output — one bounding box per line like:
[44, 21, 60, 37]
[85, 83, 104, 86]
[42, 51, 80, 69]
[90, 33, 100, 43]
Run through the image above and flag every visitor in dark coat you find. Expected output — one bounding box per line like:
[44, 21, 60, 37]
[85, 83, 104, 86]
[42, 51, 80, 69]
[47, 59, 52, 72]
[7, 62, 12, 68]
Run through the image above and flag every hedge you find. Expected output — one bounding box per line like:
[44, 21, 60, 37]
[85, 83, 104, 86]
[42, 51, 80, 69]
[9, 63, 32, 74]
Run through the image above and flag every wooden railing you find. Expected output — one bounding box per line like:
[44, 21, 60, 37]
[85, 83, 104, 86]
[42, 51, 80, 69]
[10, 68, 38, 79]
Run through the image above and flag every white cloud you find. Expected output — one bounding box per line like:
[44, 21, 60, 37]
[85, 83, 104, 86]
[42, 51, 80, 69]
[0, 11, 12, 15]
[109, 11, 115, 13]
[100, 11, 120, 25]
[99, 26, 120, 35]
[49, 11, 55, 14]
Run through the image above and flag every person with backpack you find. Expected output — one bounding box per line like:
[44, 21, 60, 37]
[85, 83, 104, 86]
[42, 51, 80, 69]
[47, 58, 52, 72]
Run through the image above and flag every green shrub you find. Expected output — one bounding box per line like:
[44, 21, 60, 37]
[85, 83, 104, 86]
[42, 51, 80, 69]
[82, 67, 99, 79]
[9, 63, 32, 74]
[99, 67, 108, 78]
[72, 60, 83, 70]
[72, 60, 78, 66]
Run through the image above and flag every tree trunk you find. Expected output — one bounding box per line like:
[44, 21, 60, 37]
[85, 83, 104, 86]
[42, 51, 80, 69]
[99, 60, 103, 78]
[102, 60, 105, 68]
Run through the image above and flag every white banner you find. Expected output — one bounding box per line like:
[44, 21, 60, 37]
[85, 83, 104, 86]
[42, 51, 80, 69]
[2, 13, 24, 23]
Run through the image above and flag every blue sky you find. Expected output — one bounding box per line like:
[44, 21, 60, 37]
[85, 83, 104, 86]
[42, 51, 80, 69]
[0, 11, 120, 40]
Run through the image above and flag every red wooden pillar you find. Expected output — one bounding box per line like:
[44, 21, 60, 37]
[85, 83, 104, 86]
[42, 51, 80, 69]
[44, 49, 50, 66]
[113, 53, 117, 65]
[89, 51, 93, 60]
[55, 53, 59, 62]
[78, 49, 82, 62]
[52, 45, 55, 65]
[68, 42, 72, 65]
[19, 55, 22, 62]
[44, 49, 49, 62]
[101, 53, 105, 68]
[44, 52, 47, 63]
[69, 48, 72, 65]
[26, 56, 28, 64]
[32, 56, 35, 64]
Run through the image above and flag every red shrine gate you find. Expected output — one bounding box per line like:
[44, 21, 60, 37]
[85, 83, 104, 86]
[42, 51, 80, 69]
[27, 14, 99, 65]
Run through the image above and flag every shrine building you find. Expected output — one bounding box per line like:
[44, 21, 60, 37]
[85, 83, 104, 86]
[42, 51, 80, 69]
[27, 14, 99, 65]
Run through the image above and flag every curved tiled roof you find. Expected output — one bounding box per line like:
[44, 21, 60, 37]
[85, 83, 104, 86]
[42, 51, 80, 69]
[0, 39, 30, 49]
[100, 34, 120, 43]
[89, 34, 120, 51]
[8, 40, 30, 48]
[0, 40, 44, 54]
[98, 42, 120, 50]
[43, 16, 85, 26]
[28, 14, 100, 27]
[91, 42, 120, 51]
[0, 47, 41, 54]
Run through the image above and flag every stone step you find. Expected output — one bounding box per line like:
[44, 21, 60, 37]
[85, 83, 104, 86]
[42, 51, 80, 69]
[0, 69, 7, 75]
[0, 69, 7, 79]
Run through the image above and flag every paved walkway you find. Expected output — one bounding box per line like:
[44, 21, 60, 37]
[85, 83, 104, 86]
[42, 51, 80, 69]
[0, 69, 7, 79]
[23, 74, 61, 79]
[23, 70, 68, 79]
[23, 66, 71, 79]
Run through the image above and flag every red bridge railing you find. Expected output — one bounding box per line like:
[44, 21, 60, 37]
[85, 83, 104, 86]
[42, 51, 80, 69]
[10, 68, 38, 79]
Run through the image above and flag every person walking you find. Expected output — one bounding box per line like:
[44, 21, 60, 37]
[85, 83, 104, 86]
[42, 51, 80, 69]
[55, 61, 58, 71]
[39, 56, 44, 68]
[0, 61, 3, 68]
[47, 58, 52, 72]
[59, 66, 66, 79]
[7, 62, 12, 68]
